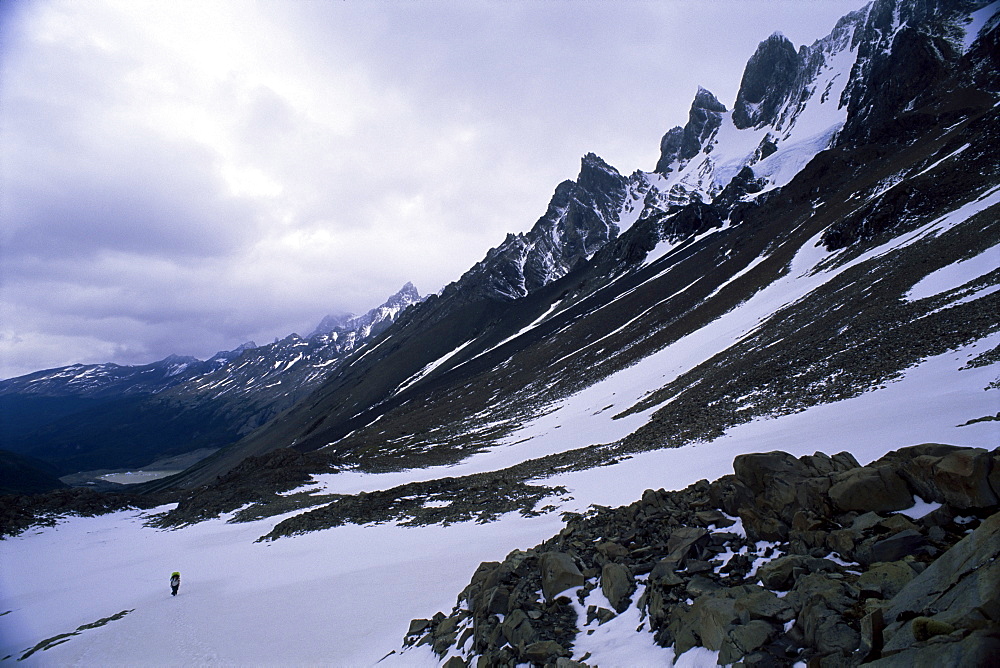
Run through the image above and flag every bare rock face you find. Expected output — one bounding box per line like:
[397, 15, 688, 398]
[876, 510, 1000, 663]
[829, 466, 914, 513]
[732, 32, 800, 130]
[539, 552, 585, 601]
[839, 0, 967, 146]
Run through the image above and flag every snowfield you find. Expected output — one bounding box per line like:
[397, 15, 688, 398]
[1, 507, 564, 667]
[3, 326, 996, 666]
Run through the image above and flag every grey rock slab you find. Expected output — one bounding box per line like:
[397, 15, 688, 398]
[829, 466, 913, 513]
[595, 540, 629, 559]
[501, 608, 536, 647]
[539, 551, 585, 601]
[688, 594, 739, 651]
[522, 640, 567, 662]
[867, 628, 1000, 667]
[686, 574, 723, 597]
[881, 510, 1000, 652]
[406, 618, 430, 636]
[649, 558, 684, 586]
[600, 562, 635, 613]
[666, 526, 709, 559]
[485, 586, 510, 615]
[757, 555, 839, 591]
[857, 561, 917, 599]
[733, 587, 795, 624]
[718, 619, 775, 665]
[435, 616, 460, 638]
[869, 529, 927, 564]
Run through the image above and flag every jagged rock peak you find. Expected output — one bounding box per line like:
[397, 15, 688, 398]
[692, 85, 727, 113]
[655, 87, 727, 174]
[309, 312, 354, 338]
[581, 151, 613, 170]
[309, 284, 422, 339]
[309, 283, 422, 340]
[732, 31, 800, 130]
[385, 282, 421, 307]
[577, 152, 625, 195]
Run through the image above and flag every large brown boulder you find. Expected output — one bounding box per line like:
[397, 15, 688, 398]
[733, 451, 812, 491]
[876, 445, 999, 509]
[539, 551, 584, 601]
[600, 562, 635, 613]
[828, 465, 913, 513]
[932, 448, 998, 509]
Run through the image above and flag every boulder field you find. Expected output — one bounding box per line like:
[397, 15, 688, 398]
[403, 444, 1000, 667]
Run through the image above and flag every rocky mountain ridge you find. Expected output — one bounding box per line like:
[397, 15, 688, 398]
[144, 0, 999, 494]
[0, 1, 998, 664]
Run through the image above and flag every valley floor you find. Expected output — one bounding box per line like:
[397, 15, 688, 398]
[1, 335, 997, 666]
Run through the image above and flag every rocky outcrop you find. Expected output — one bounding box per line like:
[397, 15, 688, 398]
[732, 33, 800, 130]
[0, 487, 173, 538]
[838, 0, 970, 146]
[452, 153, 629, 303]
[402, 444, 999, 666]
[654, 87, 727, 175]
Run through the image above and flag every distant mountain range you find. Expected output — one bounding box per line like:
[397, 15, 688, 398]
[0, 283, 422, 476]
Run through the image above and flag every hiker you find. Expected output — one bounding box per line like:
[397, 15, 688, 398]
[170, 572, 180, 596]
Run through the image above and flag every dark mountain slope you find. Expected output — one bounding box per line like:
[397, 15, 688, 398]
[0, 449, 67, 495]
[144, 0, 999, 499]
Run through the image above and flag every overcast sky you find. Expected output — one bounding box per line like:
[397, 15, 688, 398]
[0, 0, 865, 379]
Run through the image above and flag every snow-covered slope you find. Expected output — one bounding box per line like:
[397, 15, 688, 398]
[2, 334, 995, 666]
[3, 0, 999, 665]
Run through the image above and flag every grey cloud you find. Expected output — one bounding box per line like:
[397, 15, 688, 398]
[0, 0, 866, 379]
[6, 136, 262, 262]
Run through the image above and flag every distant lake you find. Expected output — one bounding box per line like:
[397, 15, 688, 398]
[99, 470, 180, 484]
